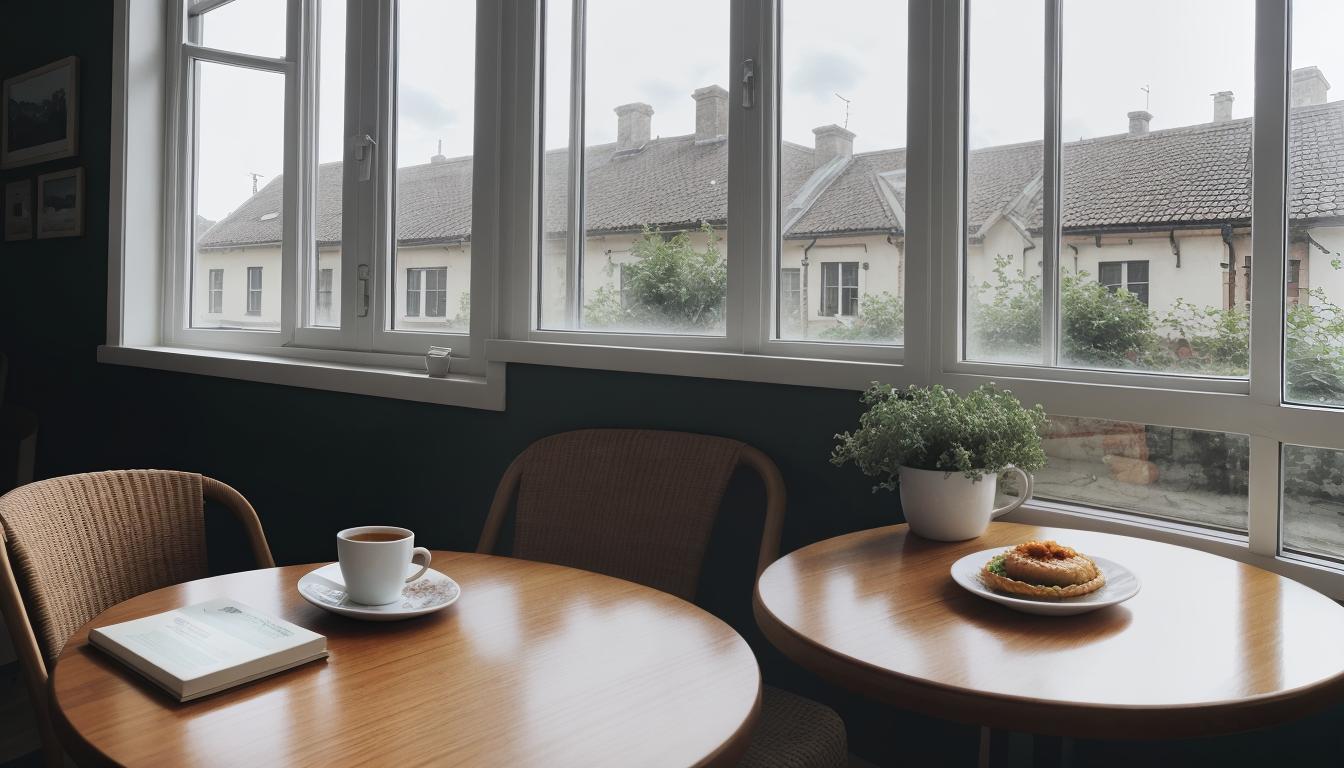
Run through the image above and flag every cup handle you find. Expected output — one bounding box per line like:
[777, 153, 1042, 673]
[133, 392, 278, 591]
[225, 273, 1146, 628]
[405, 547, 432, 583]
[991, 466, 1033, 519]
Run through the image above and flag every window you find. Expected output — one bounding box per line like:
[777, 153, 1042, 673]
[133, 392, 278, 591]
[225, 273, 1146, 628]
[780, 268, 802, 330]
[207, 269, 223, 315]
[1098, 261, 1149, 307]
[778, 0, 907, 345]
[820, 262, 859, 317]
[246, 267, 263, 315]
[393, 0, 474, 334]
[158, 0, 493, 372]
[105, 0, 1344, 586]
[540, 0, 730, 335]
[316, 268, 334, 326]
[405, 267, 448, 319]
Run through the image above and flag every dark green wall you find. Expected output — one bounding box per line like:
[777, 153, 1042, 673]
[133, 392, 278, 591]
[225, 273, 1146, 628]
[2, 2, 1342, 765]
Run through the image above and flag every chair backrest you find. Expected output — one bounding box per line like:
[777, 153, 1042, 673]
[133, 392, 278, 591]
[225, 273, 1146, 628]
[0, 470, 273, 765]
[478, 429, 785, 601]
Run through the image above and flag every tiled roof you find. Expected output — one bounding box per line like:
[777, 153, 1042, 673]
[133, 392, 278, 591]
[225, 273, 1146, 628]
[198, 101, 1344, 249]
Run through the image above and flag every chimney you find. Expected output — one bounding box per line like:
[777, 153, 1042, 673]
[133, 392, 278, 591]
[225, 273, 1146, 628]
[692, 85, 729, 144]
[1212, 91, 1234, 122]
[614, 102, 653, 151]
[1127, 110, 1152, 137]
[1292, 66, 1331, 107]
[813, 124, 855, 166]
[430, 139, 447, 164]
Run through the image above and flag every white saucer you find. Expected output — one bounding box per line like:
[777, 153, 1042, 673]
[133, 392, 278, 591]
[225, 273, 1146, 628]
[297, 563, 461, 621]
[950, 549, 1140, 616]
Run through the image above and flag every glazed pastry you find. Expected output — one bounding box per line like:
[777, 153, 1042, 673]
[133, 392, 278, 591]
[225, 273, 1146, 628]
[981, 540, 1105, 599]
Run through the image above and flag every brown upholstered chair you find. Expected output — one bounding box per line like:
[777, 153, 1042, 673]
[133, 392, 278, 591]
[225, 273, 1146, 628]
[479, 429, 848, 768]
[0, 470, 274, 767]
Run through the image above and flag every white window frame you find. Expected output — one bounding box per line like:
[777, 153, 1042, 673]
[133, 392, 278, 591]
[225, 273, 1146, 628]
[104, 0, 504, 410]
[1097, 260, 1149, 306]
[404, 266, 448, 318]
[245, 265, 263, 315]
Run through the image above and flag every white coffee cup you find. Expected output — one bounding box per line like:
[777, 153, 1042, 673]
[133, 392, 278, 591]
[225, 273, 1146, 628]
[336, 526, 432, 605]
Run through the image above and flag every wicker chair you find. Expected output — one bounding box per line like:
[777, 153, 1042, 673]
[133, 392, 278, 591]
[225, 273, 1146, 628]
[479, 429, 848, 768]
[0, 470, 275, 767]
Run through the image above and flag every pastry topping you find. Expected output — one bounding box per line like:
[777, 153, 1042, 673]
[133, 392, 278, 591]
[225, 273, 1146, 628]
[1016, 540, 1077, 560]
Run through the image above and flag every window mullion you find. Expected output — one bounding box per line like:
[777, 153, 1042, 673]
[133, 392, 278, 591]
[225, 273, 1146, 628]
[727, 0, 766, 355]
[277, 0, 307, 344]
[1247, 0, 1291, 557]
[1040, 0, 1062, 368]
[563, 0, 587, 329]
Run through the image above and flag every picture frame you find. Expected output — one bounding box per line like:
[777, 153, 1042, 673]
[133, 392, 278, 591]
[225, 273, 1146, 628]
[2, 56, 79, 169]
[36, 167, 83, 239]
[4, 178, 33, 241]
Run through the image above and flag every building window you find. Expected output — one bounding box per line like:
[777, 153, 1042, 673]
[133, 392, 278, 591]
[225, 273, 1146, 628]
[821, 262, 859, 317]
[1098, 260, 1149, 306]
[246, 267, 263, 315]
[406, 267, 448, 318]
[315, 268, 334, 326]
[618, 263, 633, 309]
[207, 269, 223, 314]
[780, 268, 801, 325]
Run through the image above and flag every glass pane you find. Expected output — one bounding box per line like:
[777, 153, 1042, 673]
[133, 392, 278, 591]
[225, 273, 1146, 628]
[1019, 416, 1249, 532]
[312, 0, 345, 328]
[778, 0, 907, 344]
[1057, 0, 1253, 375]
[190, 0, 287, 59]
[964, 0, 1044, 364]
[191, 62, 285, 331]
[394, 0, 474, 334]
[1286, 0, 1344, 407]
[540, 0, 730, 334]
[1283, 444, 1344, 561]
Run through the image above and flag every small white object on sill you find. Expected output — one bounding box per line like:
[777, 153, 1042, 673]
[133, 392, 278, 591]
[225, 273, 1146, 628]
[426, 346, 452, 378]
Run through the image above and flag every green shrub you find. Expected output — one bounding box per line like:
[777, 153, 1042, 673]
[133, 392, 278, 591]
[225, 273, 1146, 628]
[819, 291, 904, 342]
[583, 224, 726, 332]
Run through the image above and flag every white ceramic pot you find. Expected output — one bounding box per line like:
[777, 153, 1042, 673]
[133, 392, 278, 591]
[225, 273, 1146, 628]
[897, 465, 1034, 542]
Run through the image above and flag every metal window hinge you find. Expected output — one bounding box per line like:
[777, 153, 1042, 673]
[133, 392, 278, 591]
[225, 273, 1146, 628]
[353, 134, 377, 182]
[741, 58, 756, 109]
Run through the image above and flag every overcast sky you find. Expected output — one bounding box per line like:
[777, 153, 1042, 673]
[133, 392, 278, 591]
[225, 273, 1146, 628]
[195, 0, 1344, 223]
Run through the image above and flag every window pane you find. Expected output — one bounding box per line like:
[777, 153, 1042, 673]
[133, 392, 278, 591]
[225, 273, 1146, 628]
[778, 0, 906, 345]
[1019, 415, 1250, 532]
[1057, 0, 1253, 376]
[541, 0, 730, 335]
[247, 266, 264, 315]
[964, 0, 1044, 365]
[394, 0, 473, 334]
[190, 0, 286, 59]
[1283, 444, 1344, 562]
[1286, 0, 1344, 407]
[312, 0, 345, 328]
[191, 62, 284, 331]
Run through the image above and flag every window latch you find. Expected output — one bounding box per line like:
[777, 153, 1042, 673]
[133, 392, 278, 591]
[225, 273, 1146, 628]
[357, 264, 371, 317]
[353, 134, 377, 182]
[741, 58, 756, 109]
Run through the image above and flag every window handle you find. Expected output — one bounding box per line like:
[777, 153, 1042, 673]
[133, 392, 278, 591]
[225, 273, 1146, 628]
[353, 134, 377, 182]
[741, 58, 756, 109]
[357, 264, 371, 317]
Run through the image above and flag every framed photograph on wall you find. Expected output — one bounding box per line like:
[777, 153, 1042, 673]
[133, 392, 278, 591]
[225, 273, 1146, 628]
[36, 167, 83, 239]
[4, 179, 32, 240]
[2, 56, 79, 169]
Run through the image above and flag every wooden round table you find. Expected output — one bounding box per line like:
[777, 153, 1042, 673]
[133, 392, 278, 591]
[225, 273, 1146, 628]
[51, 551, 761, 767]
[754, 522, 1344, 743]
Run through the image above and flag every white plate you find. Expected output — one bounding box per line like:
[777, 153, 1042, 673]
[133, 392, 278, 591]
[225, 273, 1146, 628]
[950, 549, 1140, 616]
[297, 563, 461, 621]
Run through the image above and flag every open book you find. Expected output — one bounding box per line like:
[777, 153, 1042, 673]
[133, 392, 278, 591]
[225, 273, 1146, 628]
[89, 598, 328, 702]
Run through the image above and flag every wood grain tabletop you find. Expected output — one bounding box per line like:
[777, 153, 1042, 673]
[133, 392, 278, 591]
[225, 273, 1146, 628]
[754, 522, 1344, 739]
[51, 551, 761, 767]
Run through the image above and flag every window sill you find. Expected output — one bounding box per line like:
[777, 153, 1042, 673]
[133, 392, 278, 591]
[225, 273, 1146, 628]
[97, 345, 505, 411]
[486, 338, 904, 391]
[1006, 501, 1344, 601]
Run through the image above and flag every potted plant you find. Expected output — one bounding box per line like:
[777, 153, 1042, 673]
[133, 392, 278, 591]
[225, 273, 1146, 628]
[832, 383, 1047, 541]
